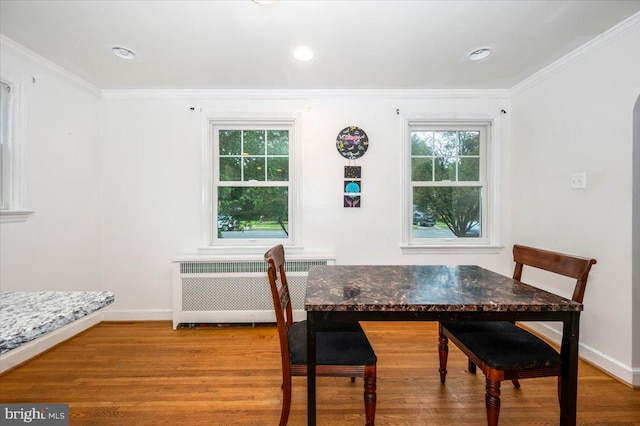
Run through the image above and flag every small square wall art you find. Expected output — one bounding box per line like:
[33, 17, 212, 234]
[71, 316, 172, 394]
[344, 166, 361, 179]
[344, 195, 361, 208]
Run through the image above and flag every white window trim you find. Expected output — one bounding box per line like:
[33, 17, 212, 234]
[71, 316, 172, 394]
[199, 111, 302, 255]
[0, 77, 33, 223]
[400, 113, 503, 254]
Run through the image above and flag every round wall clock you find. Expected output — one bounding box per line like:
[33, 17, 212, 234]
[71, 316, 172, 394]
[336, 126, 369, 159]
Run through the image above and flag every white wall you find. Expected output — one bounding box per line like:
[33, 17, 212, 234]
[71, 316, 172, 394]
[0, 44, 103, 292]
[511, 24, 640, 385]
[100, 93, 513, 317]
[3, 18, 639, 386]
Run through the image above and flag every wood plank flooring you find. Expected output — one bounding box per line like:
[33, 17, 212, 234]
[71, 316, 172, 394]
[1, 321, 638, 425]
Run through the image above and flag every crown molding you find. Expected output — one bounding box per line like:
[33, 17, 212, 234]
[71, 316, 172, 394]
[511, 12, 640, 96]
[100, 88, 511, 101]
[0, 35, 101, 97]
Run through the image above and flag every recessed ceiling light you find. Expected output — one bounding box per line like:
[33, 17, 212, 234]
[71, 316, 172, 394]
[293, 46, 313, 62]
[252, 0, 275, 4]
[468, 48, 491, 61]
[112, 46, 136, 60]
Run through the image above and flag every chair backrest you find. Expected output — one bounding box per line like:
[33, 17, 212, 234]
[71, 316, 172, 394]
[264, 244, 294, 366]
[512, 244, 597, 303]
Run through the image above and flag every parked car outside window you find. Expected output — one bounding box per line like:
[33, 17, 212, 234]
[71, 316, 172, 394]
[217, 215, 238, 231]
[413, 211, 436, 227]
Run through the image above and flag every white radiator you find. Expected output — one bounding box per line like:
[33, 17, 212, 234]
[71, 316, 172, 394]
[172, 254, 334, 329]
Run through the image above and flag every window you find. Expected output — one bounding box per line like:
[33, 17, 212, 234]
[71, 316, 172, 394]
[208, 117, 298, 246]
[405, 120, 493, 248]
[0, 79, 31, 223]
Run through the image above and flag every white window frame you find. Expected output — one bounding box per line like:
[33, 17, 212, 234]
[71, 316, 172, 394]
[401, 115, 502, 253]
[201, 113, 301, 252]
[0, 77, 32, 223]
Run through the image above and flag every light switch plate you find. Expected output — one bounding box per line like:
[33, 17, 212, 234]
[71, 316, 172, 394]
[571, 172, 587, 189]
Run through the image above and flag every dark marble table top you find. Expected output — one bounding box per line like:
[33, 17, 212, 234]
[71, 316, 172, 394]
[305, 265, 582, 313]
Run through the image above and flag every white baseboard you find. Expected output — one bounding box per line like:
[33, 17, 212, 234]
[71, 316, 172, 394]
[524, 322, 638, 387]
[0, 308, 278, 373]
[0, 311, 102, 374]
[102, 308, 297, 325]
[0, 309, 171, 374]
[102, 309, 172, 321]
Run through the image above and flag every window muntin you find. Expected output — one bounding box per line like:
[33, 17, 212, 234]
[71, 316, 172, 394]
[409, 124, 488, 244]
[212, 123, 293, 244]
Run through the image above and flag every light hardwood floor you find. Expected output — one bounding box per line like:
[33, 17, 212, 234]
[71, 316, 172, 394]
[0, 321, 638, 425]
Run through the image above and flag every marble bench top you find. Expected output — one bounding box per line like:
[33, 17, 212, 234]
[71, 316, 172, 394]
[0, 291, 115, 354]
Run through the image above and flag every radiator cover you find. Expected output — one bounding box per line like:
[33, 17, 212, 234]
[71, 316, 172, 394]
[172, 255, 334, 329]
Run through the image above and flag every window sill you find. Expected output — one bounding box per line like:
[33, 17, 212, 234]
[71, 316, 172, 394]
[197, 244, 306, 256]
[400, 244, 504, 254]
[0, 210, 34, 223]
[178, 246, 335, 263]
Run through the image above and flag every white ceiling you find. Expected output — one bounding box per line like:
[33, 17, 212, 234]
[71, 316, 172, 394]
[1, 0, 639, 90]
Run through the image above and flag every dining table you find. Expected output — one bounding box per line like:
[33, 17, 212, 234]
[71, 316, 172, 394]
[304, 264, 583, 426]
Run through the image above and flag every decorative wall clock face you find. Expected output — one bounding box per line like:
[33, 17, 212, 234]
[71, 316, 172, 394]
[336, 126, 369, 159]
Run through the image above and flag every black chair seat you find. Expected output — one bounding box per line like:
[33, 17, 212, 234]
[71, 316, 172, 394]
[442, 321, 560, 370]
[288, 321, 378, 366]
[438, 245, 596, 426]
[265, 244, 377, 425]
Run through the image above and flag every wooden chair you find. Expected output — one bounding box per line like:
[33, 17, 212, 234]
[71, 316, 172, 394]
[264, 244, 377, 426]
[438, 244, 597, 426]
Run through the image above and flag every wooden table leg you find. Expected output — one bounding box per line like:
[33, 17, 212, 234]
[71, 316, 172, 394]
[307, 313, 317, 426]
[559, 311, 580, 426]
